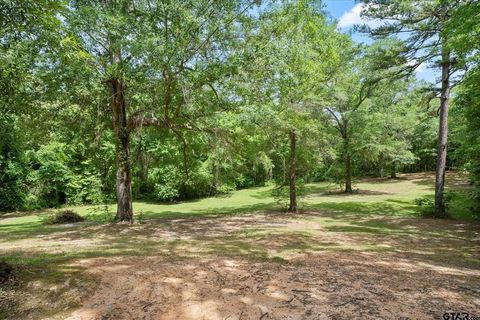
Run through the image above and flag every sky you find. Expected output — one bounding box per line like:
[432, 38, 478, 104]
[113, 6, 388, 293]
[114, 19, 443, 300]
[322, 0, 437, 83]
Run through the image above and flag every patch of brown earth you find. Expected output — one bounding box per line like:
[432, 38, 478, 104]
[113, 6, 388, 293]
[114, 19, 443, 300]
[67, 252, 479, 320]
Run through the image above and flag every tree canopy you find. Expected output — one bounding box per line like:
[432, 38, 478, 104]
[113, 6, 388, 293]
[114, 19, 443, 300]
[1, 0, 479, 220]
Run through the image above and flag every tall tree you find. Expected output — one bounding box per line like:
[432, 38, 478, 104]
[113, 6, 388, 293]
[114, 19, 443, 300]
[0, 0, 65, 211]
[447, 0, 480, 213]
[361, 81, 422, 179]
[66, 0, 258, 221]
[360, 0, 469, 217]
[322, 46, 380, 192]
[238, 0, 342, 212]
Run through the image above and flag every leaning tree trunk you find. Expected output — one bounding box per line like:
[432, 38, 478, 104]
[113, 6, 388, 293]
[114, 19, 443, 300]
[434, 46, 451, 218]
[109, 77, 133, 222]
[288, 129, 297, 213]
[343, 135, 353, 193]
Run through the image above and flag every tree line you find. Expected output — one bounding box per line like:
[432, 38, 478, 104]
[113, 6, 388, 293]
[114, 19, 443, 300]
[0, 0, 478, 220]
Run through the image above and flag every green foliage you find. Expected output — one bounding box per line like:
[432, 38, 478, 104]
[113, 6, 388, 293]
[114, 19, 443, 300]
[149, 166, 182, 202]
[24, 143, 72, 208]
[415, 192, 459, 218]
[0, 115, 26, 211]
[0, 0, 476, 220]
[414, 196, 436, 217]
[272, 179, 306, 211]
[67, 167, 104, 205]
[451, 68, 480, 215]
[85, 205, 114, 223]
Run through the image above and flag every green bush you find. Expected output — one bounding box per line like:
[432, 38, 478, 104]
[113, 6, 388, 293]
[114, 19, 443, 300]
[0, 116, 27, 212]
[216, 183, 236, 195]
[0, 160, 26, 212]
[26, 142, 74, 208]
[414, 193, 455, 218]
[414, 196, 435, 217]
[66, 166, 104, 205]
[85, 205, 114, 223]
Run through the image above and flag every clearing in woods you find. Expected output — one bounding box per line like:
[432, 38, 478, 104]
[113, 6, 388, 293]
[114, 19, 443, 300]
[0, 172, 479, 319]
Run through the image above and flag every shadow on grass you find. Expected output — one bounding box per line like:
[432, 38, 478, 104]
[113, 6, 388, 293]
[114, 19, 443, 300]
[306, 201, 420, 217]
[303, 184, 335, 195]
[2, 200, 479, 319]
[307, 209, 480, 269]
[1, 226, 316, 318]
[0, 202, 278, 243]
[2, 172, 479, 319]
[142, 202, 276, 220]
[320, 189, 393, 197]
[247, 189, 276, 200]
[0, 252, 95, 319]
[250, 183, 335, 200]
[409, 171, 469, 190]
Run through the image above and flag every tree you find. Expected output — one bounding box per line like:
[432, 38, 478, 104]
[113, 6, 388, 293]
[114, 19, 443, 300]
[447, 0, 480, 213]
[322, 45, 380, 192]
[364, 81, 421, 179]
[360, 0, 470, 217]
[65, 0, 259, 221]
[0, 0, 65, 211]
[238, 0, 342, 212]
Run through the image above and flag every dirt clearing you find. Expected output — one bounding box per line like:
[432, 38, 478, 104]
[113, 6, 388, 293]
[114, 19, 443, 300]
[66, 251, 479, 320]
[58, 211, 480, 320]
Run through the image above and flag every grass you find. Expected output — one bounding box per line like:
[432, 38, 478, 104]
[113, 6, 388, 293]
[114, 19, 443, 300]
[0, 172, 478, 319]
[0, 172, 475, 238]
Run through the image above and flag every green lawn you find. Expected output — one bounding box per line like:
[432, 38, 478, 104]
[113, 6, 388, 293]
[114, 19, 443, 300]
[0, 171, 474, 239]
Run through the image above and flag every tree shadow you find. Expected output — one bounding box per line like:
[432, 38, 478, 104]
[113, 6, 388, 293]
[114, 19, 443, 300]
[305, 201, 419, 216]
[2, 202, 479, 319]
[319, 189, 393, 197]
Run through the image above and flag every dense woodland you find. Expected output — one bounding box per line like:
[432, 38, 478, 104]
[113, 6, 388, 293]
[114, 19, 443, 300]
[1, 0, 479, 220]
[2, 1, 480, 319]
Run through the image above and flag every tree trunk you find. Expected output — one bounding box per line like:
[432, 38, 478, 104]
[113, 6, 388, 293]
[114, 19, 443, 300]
[345, 153, 352, 193]
[434, 46, 450, 218]
[343, 135, 352, 193]
[109, 77, 133, 222]
[288, 129, 297, 213]
[390, 163, 397, 179]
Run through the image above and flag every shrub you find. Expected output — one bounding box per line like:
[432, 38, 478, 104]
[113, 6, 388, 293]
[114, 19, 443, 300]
[414, 193, 454, 218]
[272, 179, 306, 211]
[216, 183, 236, 195]
[43, 210, 85, 224]
[414, 196, 435, 217]
[0, 117, 27, 212]
[85, 205, 114, 223]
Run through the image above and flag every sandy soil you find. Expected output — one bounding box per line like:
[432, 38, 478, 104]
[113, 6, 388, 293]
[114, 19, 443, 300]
[64, 253, 479, 320]
[61, 213, 480, 320]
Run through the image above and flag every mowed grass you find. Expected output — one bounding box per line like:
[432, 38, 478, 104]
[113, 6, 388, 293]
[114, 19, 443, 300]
[0, 171, 475, 238]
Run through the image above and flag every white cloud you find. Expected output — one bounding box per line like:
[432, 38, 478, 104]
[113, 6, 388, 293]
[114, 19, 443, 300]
[337, 3, 383, 29]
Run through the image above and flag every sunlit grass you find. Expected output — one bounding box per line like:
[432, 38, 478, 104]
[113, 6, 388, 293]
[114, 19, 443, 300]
[0, 172, 474, 239]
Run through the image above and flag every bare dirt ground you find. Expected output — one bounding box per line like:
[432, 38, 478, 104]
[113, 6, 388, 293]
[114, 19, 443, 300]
[66, 254, 478, 320]
[57, 212, 480, 320]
